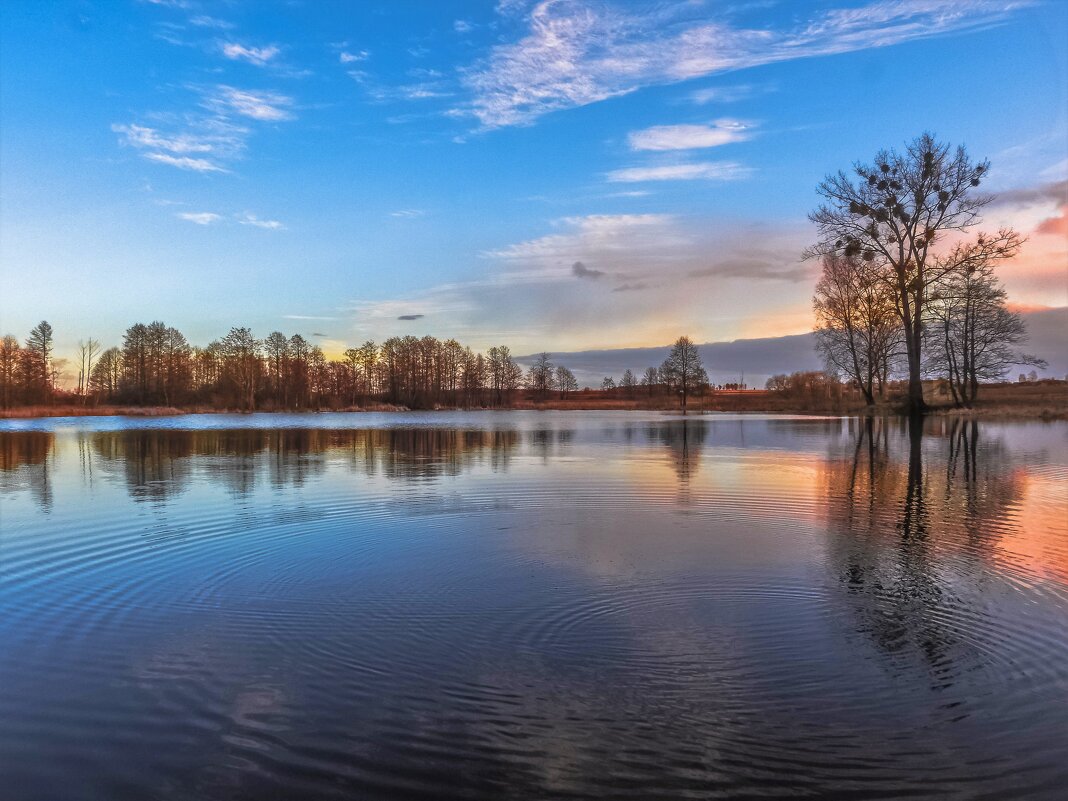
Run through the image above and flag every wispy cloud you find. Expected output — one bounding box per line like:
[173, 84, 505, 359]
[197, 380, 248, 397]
[390, 209, 426, 218]
[208, 86, 294, 121]
[460, 0, 1031, 128]
[398, 314, 425, 320]
[340, 49, 369, 63]
[345, 214, 814, 352]
[111, 120, 247, 165]
[145, 152, 227, 172]
[454, 20, 474, 33]
[189, 15, 233, 30]
[176, 211, 222, 224]
[602, 190, 652, 198]
[485, 213, 808, 286]
[606, 161, 750, 182]
[114, 123, 214, 154]
[221, 42, 281, 66]
[238, 212, 285, 230]
[628, 119, 754, 151]
[486, 214, 682, 267]
[113, 114, 254, 172]
[689, 84, 768, 105]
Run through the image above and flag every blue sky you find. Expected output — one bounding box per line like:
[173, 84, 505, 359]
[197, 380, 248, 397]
[2, 0, 1066, 366]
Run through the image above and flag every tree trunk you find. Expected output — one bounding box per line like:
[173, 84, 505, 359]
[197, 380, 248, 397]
[904, 330, 926, 412]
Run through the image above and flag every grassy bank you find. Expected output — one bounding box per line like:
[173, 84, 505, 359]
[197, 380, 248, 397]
[2, 383, 1064, 420]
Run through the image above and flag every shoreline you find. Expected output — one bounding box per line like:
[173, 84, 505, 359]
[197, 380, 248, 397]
[2, 400, 1065, 422]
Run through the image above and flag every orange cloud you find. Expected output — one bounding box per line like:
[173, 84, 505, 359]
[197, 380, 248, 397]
[1035, 204, 1068, 236]
[1005, 301, 1055, 314]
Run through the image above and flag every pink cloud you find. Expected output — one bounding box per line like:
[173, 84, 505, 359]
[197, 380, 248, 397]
[1035, 205, 1068, 236]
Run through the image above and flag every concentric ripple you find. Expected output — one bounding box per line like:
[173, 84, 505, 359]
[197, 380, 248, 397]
[1, 412, 1066, 800]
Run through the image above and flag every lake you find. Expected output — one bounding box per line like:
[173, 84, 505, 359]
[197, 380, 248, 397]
[1, 411, 1066, 799]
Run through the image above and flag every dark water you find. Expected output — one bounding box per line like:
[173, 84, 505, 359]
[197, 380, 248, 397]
[1, 412, 1066, 800]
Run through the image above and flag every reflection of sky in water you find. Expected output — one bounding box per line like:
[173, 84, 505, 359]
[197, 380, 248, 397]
[1, 412, 1066, 799]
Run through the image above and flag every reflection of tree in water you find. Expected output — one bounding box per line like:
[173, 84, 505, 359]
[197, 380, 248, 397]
[644, 419, 709, 484]
[361, 428, 520, 480]
[527, 427, 574, 463]
[822, 416, 1023, 683]
[0, 432, 55, 511]
[87, 427, 522, 502]
[94, 430, 199, 502]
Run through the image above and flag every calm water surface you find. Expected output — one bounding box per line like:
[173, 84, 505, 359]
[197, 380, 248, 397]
[1, 412, 1066, 799]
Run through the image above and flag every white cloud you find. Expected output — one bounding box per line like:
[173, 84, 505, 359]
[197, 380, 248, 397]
[689, 84, 764, 105]
[113, 123, 213, 154]
[460, 0, 1031, 128]
[237, 212, 285, 230]
[144, 152, 227, 172]
[209, 86, 294, 121]
[606, 162, 750, 182]
[454, 20, 474, 33]
[176, 211, 222, 224]
[340, 49, 369, 63]
[221, 42, 281, 66]
[189, 15, 233, 30]
[485, 214, 684, 267]
[390, 209, 426, 218]
[113, 118, 249, 171]
[628, 119, 754, 151]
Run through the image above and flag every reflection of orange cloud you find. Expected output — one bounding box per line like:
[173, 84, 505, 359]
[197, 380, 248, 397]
[998, 472, 1068, 583]
[1035, 205, 1068, 237]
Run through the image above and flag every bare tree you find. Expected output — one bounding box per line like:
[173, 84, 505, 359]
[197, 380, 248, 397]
[0, 335, 20, 409]
[89, 347, 123, 400]
[265, 332, 291, 407]
[487, 346, 523, 406]
[220, 327, 261, 411]
[661, 336, 708, 410]
[620, 368, 637, 397]
[77, 338, 101, 403]
[927, 259, 1045, 406]
[640, 366, 659, 396]
[527, 352, 554, 399]
[813, 253, 901, 404]
[809, 133, 1021, 412]
[554, 365, 577, 398]
[25, 320, 54, 403]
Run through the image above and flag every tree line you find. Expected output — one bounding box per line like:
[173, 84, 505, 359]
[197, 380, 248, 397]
[0, 320, 711, 412]
[809, 133, 1044, 411]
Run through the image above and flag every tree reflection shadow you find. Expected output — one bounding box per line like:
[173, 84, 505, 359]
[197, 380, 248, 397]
[644, 419, 709, 484]
[824, 416, 1023, 684]
[82, 428, 522, 502]
[0, 431, 55, 511]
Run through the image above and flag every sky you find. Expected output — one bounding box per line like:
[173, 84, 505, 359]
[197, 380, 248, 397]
[1, 0, 1066, 367]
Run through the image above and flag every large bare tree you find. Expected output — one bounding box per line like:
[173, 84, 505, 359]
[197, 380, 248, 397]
[808, 133, 1021, 412]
